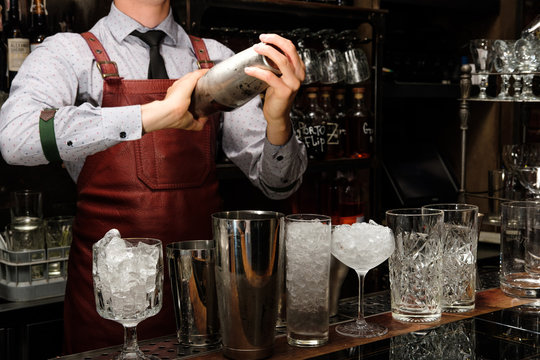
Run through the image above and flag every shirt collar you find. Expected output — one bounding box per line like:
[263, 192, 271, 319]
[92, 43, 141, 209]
[105, 2, 183, 46]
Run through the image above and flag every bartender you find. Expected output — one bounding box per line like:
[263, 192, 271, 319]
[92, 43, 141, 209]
[0, 0, 307, 354]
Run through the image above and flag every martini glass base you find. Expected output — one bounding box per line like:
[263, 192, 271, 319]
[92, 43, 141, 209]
[336, 320, 388, 338]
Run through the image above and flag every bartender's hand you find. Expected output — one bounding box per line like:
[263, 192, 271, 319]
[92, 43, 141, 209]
[245, 33, 305, 146]
[141, 69, 209, 134]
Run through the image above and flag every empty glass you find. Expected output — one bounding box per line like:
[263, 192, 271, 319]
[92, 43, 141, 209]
[517, 167, 540, 199]
[501, 143, 540, 200]
[514, 38, 539, 101]
[422, 203, 479, 313]
[386, 208, 444, 323]
[500, 201, 540, 299]
[469, 39, 493, 99]
[492, 40, 517, 100]
[317, 29, 347, 84]
[339, 30, 370, 85]
[293, 28, 322, 85]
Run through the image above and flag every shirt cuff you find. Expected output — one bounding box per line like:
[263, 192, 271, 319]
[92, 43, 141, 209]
[261, 133, 302, 190]
[101, 105, 143, 141]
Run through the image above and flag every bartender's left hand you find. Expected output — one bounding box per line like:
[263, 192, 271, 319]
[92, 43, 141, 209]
[245, 34, 305, 146]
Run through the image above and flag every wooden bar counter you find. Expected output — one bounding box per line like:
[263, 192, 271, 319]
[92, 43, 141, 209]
[54, 287, 540, 360]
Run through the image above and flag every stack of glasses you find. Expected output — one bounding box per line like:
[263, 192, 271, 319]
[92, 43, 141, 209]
[0, 190, 73, 301]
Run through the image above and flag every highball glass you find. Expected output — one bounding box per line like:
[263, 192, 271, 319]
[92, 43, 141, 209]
[386, 208, 444, 323]
[422, 203, 479, 312]
[285, 214, 332, 347]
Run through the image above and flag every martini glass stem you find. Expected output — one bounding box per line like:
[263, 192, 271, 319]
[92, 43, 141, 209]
[356, 270, 368, 327]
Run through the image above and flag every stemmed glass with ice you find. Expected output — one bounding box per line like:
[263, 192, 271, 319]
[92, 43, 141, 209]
[93, 229, 164, 360]
[332, 220, 395, 338]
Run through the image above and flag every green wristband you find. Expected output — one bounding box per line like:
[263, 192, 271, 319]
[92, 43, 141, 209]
[39, 108, 62, 163]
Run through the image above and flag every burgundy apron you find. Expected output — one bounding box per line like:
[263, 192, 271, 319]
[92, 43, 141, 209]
[63, 32, 221, 354]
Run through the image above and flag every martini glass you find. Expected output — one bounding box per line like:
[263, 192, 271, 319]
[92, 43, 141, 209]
[93, 235, 164, 360]
[331, 221, 395, 337]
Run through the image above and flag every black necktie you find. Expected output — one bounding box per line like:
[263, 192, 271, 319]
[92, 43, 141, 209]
[130, 30, 169, 79]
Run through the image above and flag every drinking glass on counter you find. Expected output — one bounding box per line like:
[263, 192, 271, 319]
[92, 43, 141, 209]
[500, 201, 540, 299]
[285, 214, 332, 347]
[422, 203, 479, 312]
[4, 219, 44, 251]
[45, 216, 74, 277]
[10, 190, 43, 225]
[525, 204, 540, 276]
[6, 190, 45, 251]
[332, 221, 394, 338]
[166, 240, 220, 347]
[93, 231, 164, 360]
[386, 208, 444, 323]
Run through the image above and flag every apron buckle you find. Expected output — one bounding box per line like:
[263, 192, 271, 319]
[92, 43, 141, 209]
[96, 61, 120, 79]
[197, 60, 214, 69]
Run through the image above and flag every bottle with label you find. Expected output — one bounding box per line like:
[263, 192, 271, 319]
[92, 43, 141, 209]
[320, 86, 342, 160]
[346, 87, 373, 159]
[302, 87, 328, 160]
[334, 88, 348, 158]
[6, 0, 29, 88]
[29, 0, 48, 51]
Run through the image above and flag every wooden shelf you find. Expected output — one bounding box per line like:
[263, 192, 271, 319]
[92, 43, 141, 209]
[178, 0, 387, 33]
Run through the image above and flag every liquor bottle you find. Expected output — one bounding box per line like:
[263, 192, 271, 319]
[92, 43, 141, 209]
[0, 2, 8, 92]
[302, 87, 328, 160]
[333, 88, 348, 158]
[346, 87, 373, 159]
[6, 0, 29, 88]
[29, 0, 48, 51]
[320, 86, 341, 160]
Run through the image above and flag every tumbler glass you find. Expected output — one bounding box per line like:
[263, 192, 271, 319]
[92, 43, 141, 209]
[422, 203, 479, 312]
[500, 201, 540, 299]
[386, 208, 444, 323]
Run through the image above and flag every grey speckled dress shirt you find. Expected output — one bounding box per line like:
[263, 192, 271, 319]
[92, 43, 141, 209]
[0, 3, 307, 199]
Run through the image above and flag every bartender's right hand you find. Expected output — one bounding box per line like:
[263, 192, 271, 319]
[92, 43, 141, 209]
[141, 69, 209, 134]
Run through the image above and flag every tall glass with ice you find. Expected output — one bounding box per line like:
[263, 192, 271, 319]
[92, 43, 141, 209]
[386, 208, 444, 323]
[93, 230, 164, 360]
[285, 214, 332, 347]
[422, 203, 479, 312]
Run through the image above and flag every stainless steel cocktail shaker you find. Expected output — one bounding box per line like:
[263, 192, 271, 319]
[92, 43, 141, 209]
[212, 210, 285, 360]
[190, 44, 281, 118]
